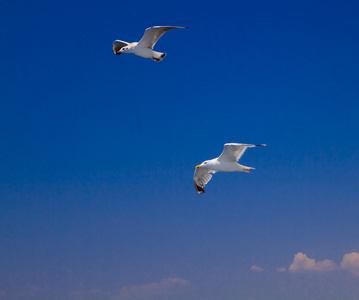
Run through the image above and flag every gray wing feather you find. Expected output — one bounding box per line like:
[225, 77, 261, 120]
[218, 143, 266, 162]
[218, 143, 253, 162]
[138, 26, 187, 49]
[193, 167, 216, 194]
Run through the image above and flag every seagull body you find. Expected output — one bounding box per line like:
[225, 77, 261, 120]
[193, 143, 266, 194]
[112, 26, 188, 61]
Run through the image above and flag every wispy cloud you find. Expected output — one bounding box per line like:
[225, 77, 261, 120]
[0, 291, 6, 300]
[250, 265, 264, 272]
[70, 277, 190, 300]
[289, 252, 337, 273]
[276, 267, 287, 272]
[112, 277, 190, 300]
[70, 289, 111, 299]
[0, 286, 41, 300]
[340, 252, 359, 276]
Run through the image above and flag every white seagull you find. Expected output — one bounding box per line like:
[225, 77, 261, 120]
[112, 26, 188, 61]
[194, 143, 266, 194]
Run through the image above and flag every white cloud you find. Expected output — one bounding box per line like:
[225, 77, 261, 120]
[340, 252, 359, 276]
[289, 252, 337, 273]
[251, 265, 264, 272]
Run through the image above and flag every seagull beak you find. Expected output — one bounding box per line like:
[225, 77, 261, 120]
[196, 165, 202, 169]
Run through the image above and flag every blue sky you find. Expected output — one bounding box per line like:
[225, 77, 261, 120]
[1, 0, 359, 299]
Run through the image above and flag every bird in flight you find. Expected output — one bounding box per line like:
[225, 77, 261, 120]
[112, 26, 188, 61]
[194, 143, 266, 194]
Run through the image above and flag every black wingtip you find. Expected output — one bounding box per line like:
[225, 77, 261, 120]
[255, 144, 267, 147]
[195, 183, 205, 194]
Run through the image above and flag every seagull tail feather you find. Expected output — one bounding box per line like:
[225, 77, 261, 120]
[243, 166, 255, 172]
[152, 51, 166, 62]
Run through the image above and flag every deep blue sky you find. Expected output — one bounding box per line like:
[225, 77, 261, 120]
[1, 0, 359, 299]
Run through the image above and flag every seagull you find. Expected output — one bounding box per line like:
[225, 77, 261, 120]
[193, 143, 266, 194]
[112, 26, 188, 61]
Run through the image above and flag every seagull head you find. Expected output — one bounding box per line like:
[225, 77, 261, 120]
[114, 47, 130, 55]
[112, 40, 129, 55]
[119, 47, 129, 53]
[196, 161, 209, 169]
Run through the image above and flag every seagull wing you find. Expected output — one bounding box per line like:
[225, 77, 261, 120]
[193, 167, 217, 194]
[138, 26, 187, 49]
[218, 143, 266, 162]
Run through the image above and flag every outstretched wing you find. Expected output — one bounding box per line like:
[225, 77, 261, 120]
[193, 167, 217, 194]
[138, 26, 188, 49]
[218, 143, 266, 162]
